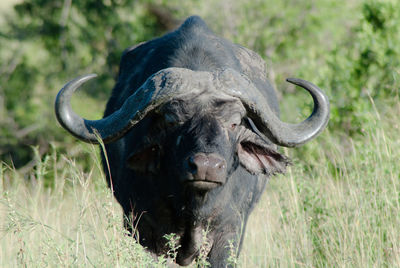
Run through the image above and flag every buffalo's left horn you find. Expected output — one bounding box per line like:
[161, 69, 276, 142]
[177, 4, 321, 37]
[55, 69, 199, 144]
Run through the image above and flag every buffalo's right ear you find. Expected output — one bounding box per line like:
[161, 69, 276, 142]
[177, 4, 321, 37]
[126, 145, 160, 174]
[237, 141, 290, 175]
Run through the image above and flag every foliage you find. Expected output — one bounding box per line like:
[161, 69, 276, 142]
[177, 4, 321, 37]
[240, 99, 400, 267]
[2, 0, 399, 169]
[163, 233, 181, 262]
[311, 0, 400, 135]
[0, 0, 162, 168]
[1, 99, 399, 267]
[0, 149, 162, 267]
[1, 0, 400, 266]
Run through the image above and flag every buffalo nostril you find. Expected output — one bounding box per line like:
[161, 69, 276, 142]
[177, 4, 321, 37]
[206, 155, 227, 182]
[216, 161, 226, 170]
[188, 154, 208, 179]
[188, 156, 198, 173]
[216, 158, 226, 169]
[208, 155, 226, 169]
[211, 161, 225, 171]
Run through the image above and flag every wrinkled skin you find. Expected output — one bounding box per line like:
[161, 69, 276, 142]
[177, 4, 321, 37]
[108, 92, 288, 266]
[101, 16, 289, 266]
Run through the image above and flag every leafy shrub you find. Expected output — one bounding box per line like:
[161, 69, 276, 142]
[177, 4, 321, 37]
[0, 0, 162, 168]
[309, 0, 400, 135]
[1, 0, 399, 172]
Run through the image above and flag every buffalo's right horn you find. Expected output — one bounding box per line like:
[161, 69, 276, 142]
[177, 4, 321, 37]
[55, 73, 173, 144]
[55, 68, 204, 144]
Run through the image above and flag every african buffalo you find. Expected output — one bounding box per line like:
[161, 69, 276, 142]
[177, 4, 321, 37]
[55, 16, 329, 267]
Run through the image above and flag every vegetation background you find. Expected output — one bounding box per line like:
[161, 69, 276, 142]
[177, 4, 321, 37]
[1, 0, 399, 266]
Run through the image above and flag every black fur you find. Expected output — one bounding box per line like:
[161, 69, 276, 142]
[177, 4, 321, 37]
[101, 16, 288, 267]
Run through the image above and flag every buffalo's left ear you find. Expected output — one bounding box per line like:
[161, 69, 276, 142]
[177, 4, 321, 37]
[237, 141, 290, 175]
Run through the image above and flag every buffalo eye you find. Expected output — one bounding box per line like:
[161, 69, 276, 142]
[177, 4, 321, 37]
[164, 113, 180, 127]
[229, 113, 242, 130]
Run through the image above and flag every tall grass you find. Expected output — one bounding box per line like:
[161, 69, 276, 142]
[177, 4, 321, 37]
[1, 99, 399, 267]
[0, 148, 158, 267]
[241, 99, 400, 267]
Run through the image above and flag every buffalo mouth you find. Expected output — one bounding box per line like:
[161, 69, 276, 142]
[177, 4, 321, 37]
[184, 180, 222, 191]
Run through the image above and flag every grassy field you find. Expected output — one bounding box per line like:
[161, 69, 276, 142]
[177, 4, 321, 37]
[1, 99, 399, 266]
[1, 0, 400, 266]
[240, 101, 400, 267]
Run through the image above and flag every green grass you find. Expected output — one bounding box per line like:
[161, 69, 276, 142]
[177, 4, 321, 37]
[1, 0, 400, 266]
[240, 99, 400, 267]
[1, 99, 399, 267]
[0, 147, 160, 267]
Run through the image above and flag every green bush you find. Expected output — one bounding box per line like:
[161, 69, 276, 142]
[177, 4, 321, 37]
[314, 0, 400, 135]
[1, 0, 399, 172]
[0, 0, 162, 168]
[1, 0, 400, 266]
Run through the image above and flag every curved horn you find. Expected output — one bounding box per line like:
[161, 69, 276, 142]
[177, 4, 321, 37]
[216, 69, 329, 147]
[55, 74, 101, 143]
[55, 69, 194, 144]
[242, 78, 330, 147]
[56, 74, 143, 144]
[56, 68, 329, 147]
